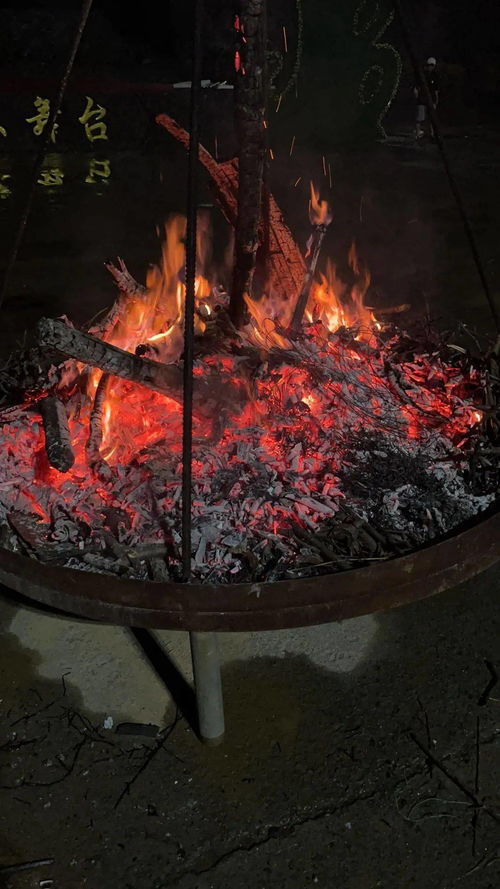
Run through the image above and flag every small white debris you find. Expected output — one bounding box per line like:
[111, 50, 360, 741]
[103, 716, 114, 730]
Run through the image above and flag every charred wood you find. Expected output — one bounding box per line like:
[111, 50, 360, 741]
[39, 395, 75, 472]
[0, 342, 74, 406]
[290, 223, 329, 332]
[38, 317, 185, 398]
[105, 258, 146, 297]
[37, 317, 245, 415]
[86, 372, 109, 463]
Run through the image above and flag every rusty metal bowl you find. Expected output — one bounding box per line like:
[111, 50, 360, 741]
[0, 508, 499, 631]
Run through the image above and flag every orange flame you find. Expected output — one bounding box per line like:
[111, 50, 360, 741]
[308, 260, 347, 331]
[81, 188, 378, 465]
[309, 181, 332, 226]
[348, 242, 375, 341]
[244, 293, 290, 350]
[85, 214, 215, 461]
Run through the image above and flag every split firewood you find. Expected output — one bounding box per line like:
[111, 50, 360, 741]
[39, 394, 75, 472]
[37, 317, 245, 414]
[156, 114, 305, 305]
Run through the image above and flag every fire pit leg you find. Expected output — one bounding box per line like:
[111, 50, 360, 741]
[189, 632, 225, 744]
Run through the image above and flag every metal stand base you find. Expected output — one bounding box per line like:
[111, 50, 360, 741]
[189, 631, 225, 744]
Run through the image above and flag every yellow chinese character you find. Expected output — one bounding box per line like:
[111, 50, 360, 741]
[79, 96, 108, 142]
[85, 158, 111, 184]
[26, 97, 59, 142]
[0, 126, 6, 137]
[0, 174, 11, 199]
[37, 168, 64, 186]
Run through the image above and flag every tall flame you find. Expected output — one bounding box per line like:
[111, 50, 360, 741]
[347, 242, 374, 340]
[84, 186, 379, 464]
[308, 259, 347, 331]
[85, 214, 215, 462]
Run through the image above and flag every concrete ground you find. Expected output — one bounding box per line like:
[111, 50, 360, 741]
[0, 127, 500, 887]
[0, 570, 499, 889]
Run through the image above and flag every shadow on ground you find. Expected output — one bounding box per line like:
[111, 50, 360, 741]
[0, 563, 499, 889]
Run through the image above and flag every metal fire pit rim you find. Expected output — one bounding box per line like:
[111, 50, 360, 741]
[0, 507, 499, 630]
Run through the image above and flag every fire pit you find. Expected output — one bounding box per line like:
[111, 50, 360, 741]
[2, 60, 500, 744]
[1, 0, 499, 747]
[2, 113, 500, 740]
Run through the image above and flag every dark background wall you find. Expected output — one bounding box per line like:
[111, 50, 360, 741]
[0, 0, 499, 345]
[0, 0, 499, 139]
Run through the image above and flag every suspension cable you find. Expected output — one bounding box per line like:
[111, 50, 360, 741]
[0, 0, 94, 311]
[393, 0, 500, 333]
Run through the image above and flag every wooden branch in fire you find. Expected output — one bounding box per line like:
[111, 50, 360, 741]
[89, 259, 148, 340]
[38, 317, 185, 397]
[105, 258, 147, 298]
[37, 318, 245, 415]
[289, 223, 329, 333]
[39, 395, 75, 472]
[155, 114, 305, 308]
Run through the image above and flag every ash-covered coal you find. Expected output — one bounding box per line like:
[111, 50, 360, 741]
[0, 324, 494, 585]
[338, 432, 493, 550]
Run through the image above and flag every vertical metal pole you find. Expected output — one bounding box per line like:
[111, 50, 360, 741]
[190, 631, 225, 744]
[182, 0, 204, 579]
[182, 0, 225, 743]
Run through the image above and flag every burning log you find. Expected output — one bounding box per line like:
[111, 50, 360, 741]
[38, 317, 185, 397]
[86, 372, 109, 464]
[37, 318, 244, 414]
[230, 0, 268, 327]
[156, 115, 238, 226]
[39, 395, 75, 472]
[290, 184, 333, 333]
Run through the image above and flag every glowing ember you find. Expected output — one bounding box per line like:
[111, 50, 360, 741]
[0, 187, 492, 584]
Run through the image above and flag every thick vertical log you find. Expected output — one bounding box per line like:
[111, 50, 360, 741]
[230, 0, 267, 328]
